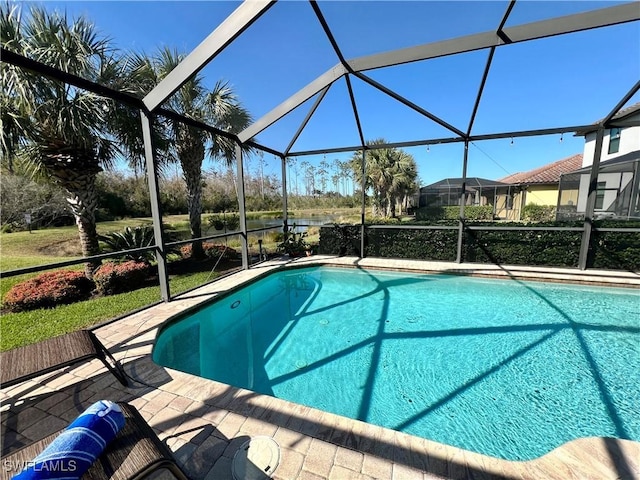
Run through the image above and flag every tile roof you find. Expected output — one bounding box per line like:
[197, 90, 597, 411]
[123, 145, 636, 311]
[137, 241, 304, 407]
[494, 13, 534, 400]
[498, 153, 583, 185]
[610, 101, 640, 120]
[575, 101, 640, 135]
[421, 177, 510, 190]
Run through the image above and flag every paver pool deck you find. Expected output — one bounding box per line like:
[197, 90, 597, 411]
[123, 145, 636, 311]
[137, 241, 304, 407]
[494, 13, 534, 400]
[2, 257, 639, 479]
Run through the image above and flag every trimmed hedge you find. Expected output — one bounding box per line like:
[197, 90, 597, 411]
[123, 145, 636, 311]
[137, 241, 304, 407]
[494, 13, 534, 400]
[367, 228, 458, 261]
[416, 205, 493, 221]
[93, 261, 151, 295]
[590, 220, 640, 270]
[318, 224, 362, 256]
[462, 222, 582, 267]
[4, 270, 93, 312]
[318, 220, 640, 270]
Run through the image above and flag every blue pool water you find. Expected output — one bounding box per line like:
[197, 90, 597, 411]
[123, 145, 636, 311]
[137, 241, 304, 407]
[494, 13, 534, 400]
[152, 266, 640, 460]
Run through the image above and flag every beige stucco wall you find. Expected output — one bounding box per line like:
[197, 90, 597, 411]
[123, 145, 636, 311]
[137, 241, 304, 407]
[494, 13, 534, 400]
[524, 186, 558, 206]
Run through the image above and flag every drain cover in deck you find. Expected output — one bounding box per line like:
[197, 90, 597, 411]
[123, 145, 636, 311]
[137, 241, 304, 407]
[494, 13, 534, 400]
[232, 436, 280, 480]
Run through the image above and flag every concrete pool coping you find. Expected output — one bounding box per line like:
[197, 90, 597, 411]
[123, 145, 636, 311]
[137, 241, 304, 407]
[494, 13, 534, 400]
[2, 256, 639, 479]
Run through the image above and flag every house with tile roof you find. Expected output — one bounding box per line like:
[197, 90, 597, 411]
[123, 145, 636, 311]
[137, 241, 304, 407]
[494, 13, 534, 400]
[497, 154, 584, 220]
[417, 177, 515, 219]
[565, 102, 640, 219]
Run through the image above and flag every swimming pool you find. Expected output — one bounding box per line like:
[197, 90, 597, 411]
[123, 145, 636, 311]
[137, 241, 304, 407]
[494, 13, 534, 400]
[152, 266, 639, 460]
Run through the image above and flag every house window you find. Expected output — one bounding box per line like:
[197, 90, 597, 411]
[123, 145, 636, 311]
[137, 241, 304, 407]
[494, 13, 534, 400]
[595, 182, 607, 210]
[608, 128, 621, 154]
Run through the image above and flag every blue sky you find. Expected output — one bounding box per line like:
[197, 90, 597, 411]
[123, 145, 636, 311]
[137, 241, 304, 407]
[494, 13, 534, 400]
[29, 1, 640, 188]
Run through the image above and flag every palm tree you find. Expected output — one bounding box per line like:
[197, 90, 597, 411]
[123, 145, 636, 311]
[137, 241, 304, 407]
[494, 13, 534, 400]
[388, 150, 418, 217]
[351, 139, 418, 218]
[1, 4, 121, 278]
[121, 48, 252, 258]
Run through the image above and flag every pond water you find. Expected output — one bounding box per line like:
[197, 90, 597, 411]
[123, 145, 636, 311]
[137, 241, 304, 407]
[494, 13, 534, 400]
[207, 215, 345, 236]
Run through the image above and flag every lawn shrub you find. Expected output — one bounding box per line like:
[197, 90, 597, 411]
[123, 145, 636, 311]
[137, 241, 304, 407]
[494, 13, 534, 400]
[93, 261, 151, 295]
[180, 242, 238, 260]
[464, 206, 495, 220]
[522, 204, 556, 222]
[416, 205, 493, 221]
[4, 270, 93, 312]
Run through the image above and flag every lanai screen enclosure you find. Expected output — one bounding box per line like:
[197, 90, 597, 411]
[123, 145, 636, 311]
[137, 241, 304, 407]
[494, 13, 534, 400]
[2, 0, 639, 302]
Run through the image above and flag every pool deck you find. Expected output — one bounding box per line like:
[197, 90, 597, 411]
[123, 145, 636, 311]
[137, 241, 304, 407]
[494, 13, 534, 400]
[2, 257, 639, 479]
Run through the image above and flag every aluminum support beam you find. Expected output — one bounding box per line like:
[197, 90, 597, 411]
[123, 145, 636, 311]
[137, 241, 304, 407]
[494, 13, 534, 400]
[0, 50, 262, 152]
[284, 85, 331, 155]
[466, 0, 516, 137]
[344, 72, 367, 258]
[347, 3, 639, 72]
[496, 1, 517, 38]
[281, 155, 289, 236]
[456, 141, 470, 263]
[602, 79, 640, 125]
[289, 136, 463, 156]
[141, 111, 170, 301]
[246, 140, 283, 158]
[157, 107, 237, 141]
[578, 128, 605, 270]
[238, 64, 348, 143]
[289, 123, 596, 157]
[354, 72, 466, 138]
[1, 47, 143, 109]
[310, 0, 349, 66]
[236, 144, 250, 269]
[628, 160, 640, 220]
[345, 75, 366, 147]
[470, 125, 593, 142]
[467, 47, 495, 136]
[360, 148, 367, 258]
[143, 0, 275, 111]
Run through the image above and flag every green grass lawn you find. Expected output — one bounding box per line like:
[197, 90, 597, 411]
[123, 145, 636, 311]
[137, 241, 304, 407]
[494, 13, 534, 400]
[0, 271, 213, 351]
[0, 208, 354, 351]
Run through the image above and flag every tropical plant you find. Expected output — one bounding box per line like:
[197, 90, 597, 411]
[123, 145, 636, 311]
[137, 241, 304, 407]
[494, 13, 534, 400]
[1, 4, 123, 278]
[350, 139, 418, 218]
[120, 48, 253, 259]
[98, 225, 156, 262]
[276, 224, 309, 257]
[206, 213, 239, 232]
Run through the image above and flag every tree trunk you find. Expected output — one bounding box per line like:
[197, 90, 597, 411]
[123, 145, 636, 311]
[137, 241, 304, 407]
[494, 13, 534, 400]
[51, 166, 102, 279]
[179, 134, 206, 259]
[183, 161, 204, 258]
[389, 194, 397, 218]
